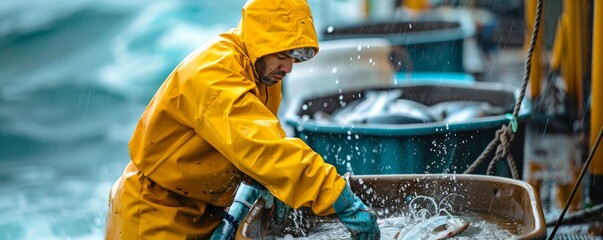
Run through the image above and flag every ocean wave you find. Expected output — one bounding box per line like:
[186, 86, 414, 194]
[0, 0, 151, 39]
[95, 1, 242, 102]
[0, 83, 142, 145]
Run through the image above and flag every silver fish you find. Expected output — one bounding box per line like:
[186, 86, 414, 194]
[331, 90, 438, 124]
[378, 98, 438, 124]
[319, 92, 508, 125]
[397, 215, 470, 240]
[332, 90, 402, 124]
[430, 101, 507, 124]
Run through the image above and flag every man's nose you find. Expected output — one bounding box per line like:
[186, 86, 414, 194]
[279, 58, 294, 73]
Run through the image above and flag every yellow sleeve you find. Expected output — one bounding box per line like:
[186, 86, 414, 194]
[185, 51, 345, 215]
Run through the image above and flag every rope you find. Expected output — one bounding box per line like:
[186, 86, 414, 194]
[463, 0, 543, 179]
[464, 125, 519, 179]
[514, 0, 543, 119]
[463, 129, 500, 175]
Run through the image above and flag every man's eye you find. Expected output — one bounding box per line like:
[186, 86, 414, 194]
[277, 54, 288, 59]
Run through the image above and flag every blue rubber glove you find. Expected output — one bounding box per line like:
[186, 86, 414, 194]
[252, 182, 291, 225]
[333, 184, 380, 239]
[259, 187, 291, 225]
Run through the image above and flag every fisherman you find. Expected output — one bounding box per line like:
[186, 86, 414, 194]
[104, 0, 380, 239]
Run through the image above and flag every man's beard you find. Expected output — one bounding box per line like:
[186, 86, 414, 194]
[258, 70, 286, 86]
[255, 60, 285, 86]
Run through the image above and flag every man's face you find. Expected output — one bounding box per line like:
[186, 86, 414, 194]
[255, 52, 295, 86]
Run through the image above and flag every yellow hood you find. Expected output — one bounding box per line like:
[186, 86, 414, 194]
[240, 0, 319, 66]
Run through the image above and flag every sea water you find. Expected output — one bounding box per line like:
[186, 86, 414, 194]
[0, 1, 242, 239]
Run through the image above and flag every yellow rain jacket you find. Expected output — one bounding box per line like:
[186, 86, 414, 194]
[105, 0, 347, 239]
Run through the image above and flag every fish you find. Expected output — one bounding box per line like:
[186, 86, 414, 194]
[397, 215, 470, 240]
[316, 91, 508, 125]
[431, 217, 470, 239]
[330, 90, 438, 124]
[429, 101, 508, 124]
[331, 90, 402, 124]
[368, 99, 438, 124]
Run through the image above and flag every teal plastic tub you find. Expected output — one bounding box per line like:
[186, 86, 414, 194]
[322, 21, 470, 73]
[395, 71, 476, 84]
[284, 83, 530, 178]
